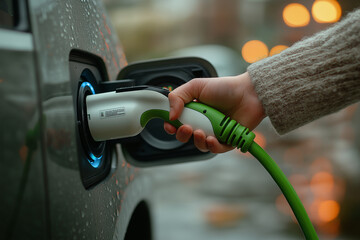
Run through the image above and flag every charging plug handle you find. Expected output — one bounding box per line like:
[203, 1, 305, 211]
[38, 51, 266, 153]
[141, 101, 255, 153]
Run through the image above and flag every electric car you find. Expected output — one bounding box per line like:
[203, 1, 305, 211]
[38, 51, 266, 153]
[0, 0, 216, 239]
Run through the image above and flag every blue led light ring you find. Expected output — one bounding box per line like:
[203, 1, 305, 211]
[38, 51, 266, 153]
[89, 153, 103, 168]
[80, 81, 96, 94]
[80, 81, 103, 168]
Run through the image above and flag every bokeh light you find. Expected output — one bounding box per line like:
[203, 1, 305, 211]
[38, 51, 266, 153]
[312, 0, 342, 23]
[269, 45, 289, 56]
[236, 131, 266, 157]
[310, 171, 334, 197]
[283, 3, 310, 27]
[318, 200, 340, 222]
[241, 40, 269, 63]
[253, 131, 267, 149]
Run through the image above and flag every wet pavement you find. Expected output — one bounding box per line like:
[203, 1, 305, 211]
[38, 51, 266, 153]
[151, 155, 300, 240]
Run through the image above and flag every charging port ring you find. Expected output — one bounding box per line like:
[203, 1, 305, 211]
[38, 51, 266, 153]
[77, 79, 106, 168]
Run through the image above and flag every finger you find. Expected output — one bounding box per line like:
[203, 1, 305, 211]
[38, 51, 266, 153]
[193, 130, 209, 152]
[176, 125, 193, 143]
[168, 92, 185, 120]
[168, 78, 205, 120]
[164, 122, 177, 135]
[206, 136, 234, 153]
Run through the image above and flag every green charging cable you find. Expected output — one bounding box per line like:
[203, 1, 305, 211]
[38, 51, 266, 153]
[142, 101, 319, 239]
[249, 142, 318, 240]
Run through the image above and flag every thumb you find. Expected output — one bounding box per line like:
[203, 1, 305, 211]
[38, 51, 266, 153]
[168, 78, 205, 120]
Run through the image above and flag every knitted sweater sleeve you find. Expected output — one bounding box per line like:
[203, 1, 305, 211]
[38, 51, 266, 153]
[247, 9, 360, 135]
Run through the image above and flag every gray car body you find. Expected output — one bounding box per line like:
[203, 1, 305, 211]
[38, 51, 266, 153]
[0, 0, 152, 239]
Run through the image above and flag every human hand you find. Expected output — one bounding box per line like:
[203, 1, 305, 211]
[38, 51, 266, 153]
[164, 72, 266, 153]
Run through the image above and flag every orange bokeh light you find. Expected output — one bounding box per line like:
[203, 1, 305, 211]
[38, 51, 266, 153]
[318, 200, 340, 222]
[269, 45, 289, 56]
[236, 131, 266, 156]
[241, 40, 269, 63]
[283, 3, 310, 27]
[310, 171, 334, 197]
[253, 131, 267, 149]
[312, 0, 341, 23]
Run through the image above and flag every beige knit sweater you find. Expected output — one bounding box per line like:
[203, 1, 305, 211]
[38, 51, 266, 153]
[248, 9, 360, 135]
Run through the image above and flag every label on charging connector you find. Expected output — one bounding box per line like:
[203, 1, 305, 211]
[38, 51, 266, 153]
[99, 107, 125, 119]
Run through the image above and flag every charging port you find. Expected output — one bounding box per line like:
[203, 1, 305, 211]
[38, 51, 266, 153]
[70, 51, 111, 189]
[77, 70, 106, 168]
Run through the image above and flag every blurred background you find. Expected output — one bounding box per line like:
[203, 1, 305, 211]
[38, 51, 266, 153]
[103, 0, 360, 239]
